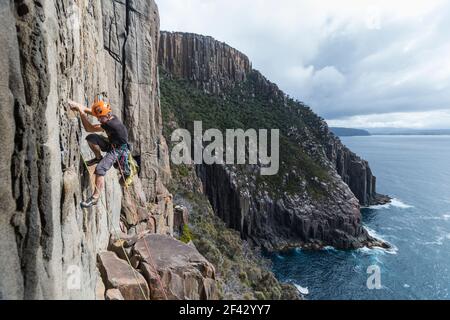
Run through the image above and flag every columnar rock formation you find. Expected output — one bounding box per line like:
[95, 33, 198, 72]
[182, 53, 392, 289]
[0, 0, 216, 300]
[159, 31, 252, 94]
[326, 136, 382, 206]
[159, 32, 389, 250]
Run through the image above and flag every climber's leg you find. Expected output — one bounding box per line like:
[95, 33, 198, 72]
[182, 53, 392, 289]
[85, 134, 111, 166]
[88, 141, 102, 159]
[80, 175, 104, 208]
[81, 150, 116, 208]
[93, 175, 105, 199]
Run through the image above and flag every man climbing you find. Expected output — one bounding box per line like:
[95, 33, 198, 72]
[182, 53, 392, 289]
[68, 95, 129, 208]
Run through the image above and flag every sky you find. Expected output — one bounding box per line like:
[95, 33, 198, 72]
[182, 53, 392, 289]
[158, 0, 450, 129]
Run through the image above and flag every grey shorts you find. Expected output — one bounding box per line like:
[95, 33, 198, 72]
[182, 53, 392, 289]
[86, 134, 116, 176]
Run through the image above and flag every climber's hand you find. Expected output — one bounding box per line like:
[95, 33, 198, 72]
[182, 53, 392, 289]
[68, 100, 81, 112]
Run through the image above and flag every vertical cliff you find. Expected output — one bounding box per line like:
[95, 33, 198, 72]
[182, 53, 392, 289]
[0, 0, 217, 300]
[159, 32, 252, 94]
[159, 32, 389, 250]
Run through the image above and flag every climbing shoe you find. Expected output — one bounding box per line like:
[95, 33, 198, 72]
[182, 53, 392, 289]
[85, 157, 102, 166]
[80, 195, 99, 208]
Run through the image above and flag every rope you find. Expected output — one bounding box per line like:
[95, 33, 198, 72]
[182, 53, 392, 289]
[112, 145, 169, 300]
[80, 153, 149, 301]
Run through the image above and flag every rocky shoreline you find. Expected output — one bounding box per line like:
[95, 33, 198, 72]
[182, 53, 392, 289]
[367, 194, 392, 207]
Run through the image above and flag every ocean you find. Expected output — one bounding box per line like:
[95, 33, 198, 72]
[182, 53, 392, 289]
[270, 135, 450, 299]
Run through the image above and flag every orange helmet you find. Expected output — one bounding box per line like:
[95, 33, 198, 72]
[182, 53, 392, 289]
[91, 99, 111, 118]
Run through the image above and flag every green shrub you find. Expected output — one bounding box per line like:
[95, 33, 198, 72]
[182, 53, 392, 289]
[180, 224, 193, 243]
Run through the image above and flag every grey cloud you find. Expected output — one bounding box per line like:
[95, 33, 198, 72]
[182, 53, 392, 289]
[158, 0, 450, 128]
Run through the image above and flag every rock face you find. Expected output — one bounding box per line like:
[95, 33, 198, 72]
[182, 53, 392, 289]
[159, 32, 389, 250]
[0, 0, 175, 299]
[159, 31, 251, 94]
[105, 288, 125, 300]
[173, 205, 189, 236]
[103, 0, 172, 195]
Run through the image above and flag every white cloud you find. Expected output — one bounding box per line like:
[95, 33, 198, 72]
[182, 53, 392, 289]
[326, 110, 450, 129]
[157, 0, 450, 128]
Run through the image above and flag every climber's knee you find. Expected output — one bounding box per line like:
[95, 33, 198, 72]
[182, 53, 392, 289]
[94, 167, 107, 177]
[86, 134, 110, 152]
[86, 133, 99, 145]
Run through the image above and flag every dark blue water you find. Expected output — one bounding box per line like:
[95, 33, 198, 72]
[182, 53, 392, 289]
[271, 136, 450, 299]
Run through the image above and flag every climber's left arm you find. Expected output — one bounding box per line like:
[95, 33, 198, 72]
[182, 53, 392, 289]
[68, 100, 93, 115]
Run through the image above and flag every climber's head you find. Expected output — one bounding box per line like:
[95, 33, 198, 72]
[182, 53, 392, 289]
[91, 95, 111, 123]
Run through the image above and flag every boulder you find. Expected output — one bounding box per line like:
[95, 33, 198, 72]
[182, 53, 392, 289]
[133, 234, 217, 300]
[105, 289, 125, 300]
[98, 251, 149, 300]
[108, 239, 132, 262]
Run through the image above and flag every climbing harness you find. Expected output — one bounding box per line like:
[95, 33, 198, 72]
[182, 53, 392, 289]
[112, 144, 138, 187]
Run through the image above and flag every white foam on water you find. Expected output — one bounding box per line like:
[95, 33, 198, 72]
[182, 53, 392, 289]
[365, 198, 413, 210]
[390, 198, 414, 208]
[356, 246, 396, 256]
[365, 226, 384, 241]
[423, 233, 450, 246]
[353, 264, 363, 272]
[419, 214, 450, 221]
[322, 246, 338, 252]
[356, 246, 375, 254]
[362, 226, 398, 255]
[294, 284, 309, 295]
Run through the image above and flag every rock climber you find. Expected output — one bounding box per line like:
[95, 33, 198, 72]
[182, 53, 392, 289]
[68, 94, 129, 208]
